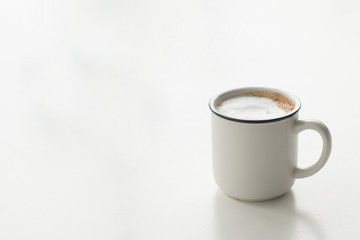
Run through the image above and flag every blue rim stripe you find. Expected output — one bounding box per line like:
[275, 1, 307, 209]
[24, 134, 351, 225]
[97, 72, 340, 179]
[209, 103, 301, 124]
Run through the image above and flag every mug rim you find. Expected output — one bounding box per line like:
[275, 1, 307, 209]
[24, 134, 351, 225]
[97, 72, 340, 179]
[209, 87, 302, 124]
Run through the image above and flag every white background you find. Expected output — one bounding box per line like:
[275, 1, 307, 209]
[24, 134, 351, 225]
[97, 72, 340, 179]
[0, 0, 359, 239]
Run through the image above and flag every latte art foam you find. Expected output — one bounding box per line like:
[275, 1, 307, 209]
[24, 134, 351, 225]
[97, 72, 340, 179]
[216, 91, 295, 120]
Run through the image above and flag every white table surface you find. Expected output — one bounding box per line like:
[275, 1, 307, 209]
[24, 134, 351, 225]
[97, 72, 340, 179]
[0, 0, 359, 239]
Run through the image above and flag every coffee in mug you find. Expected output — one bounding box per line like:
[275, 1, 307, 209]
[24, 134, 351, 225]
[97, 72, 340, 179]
[216, 90, 295, 120]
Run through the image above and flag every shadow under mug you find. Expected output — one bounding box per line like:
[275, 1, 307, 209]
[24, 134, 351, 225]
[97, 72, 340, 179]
[209, 87, 332, 201]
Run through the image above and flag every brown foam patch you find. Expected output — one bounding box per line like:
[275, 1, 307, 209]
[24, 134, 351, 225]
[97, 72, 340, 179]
[246, 90, 295, 113]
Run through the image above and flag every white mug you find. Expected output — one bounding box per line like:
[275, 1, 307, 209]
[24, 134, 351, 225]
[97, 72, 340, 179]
[209, 87, 332, 201]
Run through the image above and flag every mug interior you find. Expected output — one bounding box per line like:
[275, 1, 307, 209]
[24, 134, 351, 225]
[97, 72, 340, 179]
[209, 87, 301, 123]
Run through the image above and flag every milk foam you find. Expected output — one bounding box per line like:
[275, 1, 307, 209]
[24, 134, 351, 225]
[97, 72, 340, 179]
[217, 96, 288, 120]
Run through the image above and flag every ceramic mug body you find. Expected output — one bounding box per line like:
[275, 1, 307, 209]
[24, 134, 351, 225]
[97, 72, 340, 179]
[209, 87, 332, 201]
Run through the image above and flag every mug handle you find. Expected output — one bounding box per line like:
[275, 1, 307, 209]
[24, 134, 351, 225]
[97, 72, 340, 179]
[292, 119, 332, 178]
